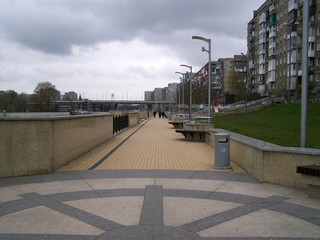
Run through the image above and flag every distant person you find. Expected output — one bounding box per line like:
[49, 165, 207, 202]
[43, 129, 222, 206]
[158, 111, 161, 118]
[162, 111, 165, 118]
[153, 111, 156, 118]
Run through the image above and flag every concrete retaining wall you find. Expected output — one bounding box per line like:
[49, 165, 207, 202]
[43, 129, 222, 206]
[0, 113, 113, 178]
[210, 129, 320, 190]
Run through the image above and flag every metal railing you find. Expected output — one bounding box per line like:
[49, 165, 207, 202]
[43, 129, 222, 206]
[113, 114, 129, 134]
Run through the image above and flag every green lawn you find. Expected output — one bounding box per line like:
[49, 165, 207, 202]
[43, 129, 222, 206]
[212, 103, 320, 149]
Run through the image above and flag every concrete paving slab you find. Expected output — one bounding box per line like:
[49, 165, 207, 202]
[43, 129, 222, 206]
[66, 197, 144, 226]
[155, 178, 226, 191]
[0, 187, 23, 203]
[11, 180, 93, 195]
[85, 178, 155, 190]
[285, 190, 320, 209]
[215, 181, 300, 198]
[0, 206, 104, 235]
[163, 197, 242, 227]
[197, 208, 320, 238]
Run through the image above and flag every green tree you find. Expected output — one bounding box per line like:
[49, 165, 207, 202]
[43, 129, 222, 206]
[0, 90, 18, 112]
[13, 93, 28, 112]
[227, 70, 245, 102]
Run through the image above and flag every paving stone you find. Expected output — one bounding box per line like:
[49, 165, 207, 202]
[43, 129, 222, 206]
[66, 196, 144, 226]
[140, 185, 163, 225]
[0, 206, 104, 235]
[198, 209, 320, 238]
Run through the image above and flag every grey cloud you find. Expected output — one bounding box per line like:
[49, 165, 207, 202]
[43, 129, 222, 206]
[0, 0, 262, 55]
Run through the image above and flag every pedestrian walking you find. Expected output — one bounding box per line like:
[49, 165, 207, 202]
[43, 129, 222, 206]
[158, 111, 161, 118]
[153, 111, 156, 118]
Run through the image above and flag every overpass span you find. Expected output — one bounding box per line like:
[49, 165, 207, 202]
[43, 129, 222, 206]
[52, 100, 173, 112]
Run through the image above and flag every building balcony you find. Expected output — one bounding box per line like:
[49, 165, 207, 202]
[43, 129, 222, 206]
[298, 69, 302, 76]
[259, 49, 266, 55]
[288, 50, 297, 63]
[288, 2, 298, 12]
[309, 35, 315, 42]
[249, 60, 254, 69]
[267, 71, 276, 83]
[259, 28, 266, 35]
[289, 69, 297, 75]
[259, 38, 266, 44]
[259, 67, 265, 75]
[268, 60, 276, 71]
[288, 31, 297, 39]
[259, 12, 266, 24]
[269, 48, 276, 57]
[269, 42, 276, 49]
[269, 30, 276, 38]
[269, 3, 275, 12]
[308, 49, 315, 57]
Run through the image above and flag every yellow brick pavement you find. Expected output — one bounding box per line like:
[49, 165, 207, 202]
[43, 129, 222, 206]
[59, 117, 243, 172]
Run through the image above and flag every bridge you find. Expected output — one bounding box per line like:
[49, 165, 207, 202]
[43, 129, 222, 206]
[52, 100, 174, 112]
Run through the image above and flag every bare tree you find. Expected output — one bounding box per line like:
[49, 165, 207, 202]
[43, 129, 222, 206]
[34, 81, 58, 111]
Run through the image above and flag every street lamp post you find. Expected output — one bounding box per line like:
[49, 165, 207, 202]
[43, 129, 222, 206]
[192, 35, 212, 123]
[175, 72, 185, 114]
[180, 64, 193, 119]
[301, 0, 309, 148]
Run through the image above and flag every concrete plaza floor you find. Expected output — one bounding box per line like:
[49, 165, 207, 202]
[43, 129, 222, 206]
[0, 117, 319, 239]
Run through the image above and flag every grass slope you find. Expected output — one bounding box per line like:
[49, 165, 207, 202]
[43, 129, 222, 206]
[212, 103, 320, 149]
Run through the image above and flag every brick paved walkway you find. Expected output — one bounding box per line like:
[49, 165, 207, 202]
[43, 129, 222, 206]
[59, 117, 243, 172]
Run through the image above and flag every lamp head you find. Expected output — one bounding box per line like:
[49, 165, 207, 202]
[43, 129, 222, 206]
[202, 47, 206, 52]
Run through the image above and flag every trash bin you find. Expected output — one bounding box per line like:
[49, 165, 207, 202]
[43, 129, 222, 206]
[214, 133, 231, 169]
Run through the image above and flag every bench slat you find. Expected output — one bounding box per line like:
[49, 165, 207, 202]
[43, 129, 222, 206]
[297, 165, 320, 177]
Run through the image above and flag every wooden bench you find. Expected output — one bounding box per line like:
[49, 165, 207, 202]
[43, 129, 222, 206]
[296, 165, 320, 177]
[296, 165, 320, 198]
[175, 129, 209, 141]
[169, 121, 183, 129]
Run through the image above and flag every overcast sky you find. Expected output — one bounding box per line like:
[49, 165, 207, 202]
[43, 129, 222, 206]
[0, 0, 265, 100]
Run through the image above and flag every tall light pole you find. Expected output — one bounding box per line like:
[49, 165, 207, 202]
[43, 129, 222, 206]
[175, 72, 185, 114]
[301, 0, 309, 148]
[192, 35, 212, 123]
[180, 64, 192, 119]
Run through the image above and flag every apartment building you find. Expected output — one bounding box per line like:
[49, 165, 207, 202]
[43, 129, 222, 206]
[144, 83, 178, 102]
[144, 91, 153, 101]
[248, 0, 320, 101]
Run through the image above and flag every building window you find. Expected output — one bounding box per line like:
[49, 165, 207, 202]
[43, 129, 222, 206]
[310, 58, 314, 67]
[317, 58, 320, 66]
[317, 42, 320, 51]
[310, 74, 314, 82]
[318, 28, 320, 35]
